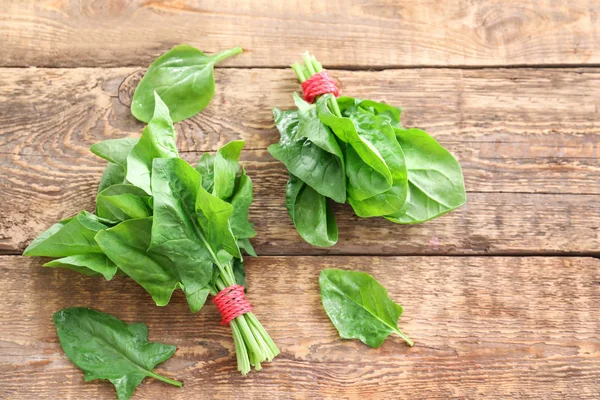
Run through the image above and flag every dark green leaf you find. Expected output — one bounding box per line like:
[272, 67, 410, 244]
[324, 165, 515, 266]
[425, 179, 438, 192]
[237, 238, 257, 257]
[23, 211, 108, 257]
[131, 45, 242, 123]
[96, 184, 152, 223]
[44, 253, 117, 280]
[213, 140, 244, 200]
[232, 258, 247, 288]
[286, 175, 337, 247]
[320, 269, 413, 348]
[195, 153, 215, 193]
[126, 92, 178, 195]
[269, 108, 346, 203]
[96, 217, 202, 310]
[386, 128, 466, 223]
[229, 169, 256, 239]
[53, 307, 181, 400]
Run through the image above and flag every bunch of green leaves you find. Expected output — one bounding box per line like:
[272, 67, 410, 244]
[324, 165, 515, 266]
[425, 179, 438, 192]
[269, 52, 466, 247]
[54, 307, 181, 400]
[320, 269, 413, 347]
[25, 92, 278, 375]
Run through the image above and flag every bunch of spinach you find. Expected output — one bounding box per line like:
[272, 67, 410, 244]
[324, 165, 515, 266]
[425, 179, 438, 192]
[269, 52, 466, 247]
[320, 269, 413, 347]
[54, 307, 181, 399]
[25, 93, 278, 375]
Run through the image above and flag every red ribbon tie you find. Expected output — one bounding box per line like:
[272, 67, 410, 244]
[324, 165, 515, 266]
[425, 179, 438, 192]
[301, 71, 340, 103]
[212, 284, 252, 325]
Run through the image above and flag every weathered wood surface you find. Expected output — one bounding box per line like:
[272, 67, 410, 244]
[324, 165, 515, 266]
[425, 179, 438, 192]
[1, 256, 598, 399]
[1, 67, 599, 255]
[1, 0, 598, 68]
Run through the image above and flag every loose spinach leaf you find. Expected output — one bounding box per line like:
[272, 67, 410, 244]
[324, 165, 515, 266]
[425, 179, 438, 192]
[53, 307, 181, 400]
[96, 184, 152, 223]
[23, 211, 108, 257]
[126, 92, 178, 195]
[268, 108, 346, 203]
[386, 128, 466, 224]
[131, 44, 243, 123]
[319, 269, 413, 348]
[286, 175, 337, 247]
[44, 253, 117, 280]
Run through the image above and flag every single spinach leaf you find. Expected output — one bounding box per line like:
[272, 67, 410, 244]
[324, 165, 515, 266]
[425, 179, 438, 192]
[336, 97, 402, 127]
[269, 108, 346, 203]
[91, 138, 139, 168]
[23, 212, 108, 257]
[286, 175, 337, 247]
[43, 253, 117, 280]
[386, 128, 466, 223]
[96, 217, 201, 310]
[126, 92, 178, 195]
[237, 238, 257, 257]
[316, 95, 392, 200]
[53, 307, 181, 400]
[131, 45, 243, 123]
[320, 269, 413, 348]
[98, 163, 126, 193]
[195, 153, 215, 193]
[232, 259, 247, 288]
[213, 140, 244, 200]
[229, 169, 257, 239]
[96, 184, 152, 223]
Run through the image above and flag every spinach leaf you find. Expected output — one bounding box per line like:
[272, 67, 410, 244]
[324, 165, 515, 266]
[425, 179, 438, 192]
[97, 163, 126, 193]
[96, 217, 197, 309]
[320, 269, 413, 348]
[96, 184, 152, 223]
[23, 211, 108, 257]
[286, 175, 337, 247]
[126, 92, 178, 195]
[44, 253, 117, 280]
[316, 95, 392, 200]
[91, 138, 139, 168]
[53, 307, 181, 400]
[131, 45, 243, 123]
[268, 107, 346, 203]
[195, 152, 215, 192]
[386, 128, 466, 223]
[213, 140, 244, 200]
[229, 169, 257, 239]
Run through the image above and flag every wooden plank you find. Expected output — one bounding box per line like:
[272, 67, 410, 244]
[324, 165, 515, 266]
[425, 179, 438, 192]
[1, 1, 598, 68]
[2, 149, 599, 255]
[0, 256, 598, 399]
[1, 67, 598, 195]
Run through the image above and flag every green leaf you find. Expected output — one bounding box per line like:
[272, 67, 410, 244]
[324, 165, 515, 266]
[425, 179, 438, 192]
[53, 307, 181, 400]
[232, 258, 247, 288]
[195, 153, 215, 193]
[126, 92, 178, 195]
[336, 97, 402, 127]
[131, 45, 243, 123]
[149, 158, 240, 309]
[96, 184, 153, 223]
[386, 128, 466, 223]
[237, 238, 257, 257]
[95, 217, 195, 309]
[229, 169, 257, 239]
[213, 140, 244, 200]
[91, 138, 139, 168]
[23, 211, 108, 257]
[97, 163, 126, 193]
[319, 269, 413, 348]
[346, 110, 408, 217]
[269, 107, 346, 203]
[44, 253, 118, 280]
[316, 95, 392, 200]
[286, 175, 337, 247]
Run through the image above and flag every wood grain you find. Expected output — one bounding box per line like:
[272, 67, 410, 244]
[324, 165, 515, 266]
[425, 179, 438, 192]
[0, 255, 598, 399]
[1, 0, 598, 68]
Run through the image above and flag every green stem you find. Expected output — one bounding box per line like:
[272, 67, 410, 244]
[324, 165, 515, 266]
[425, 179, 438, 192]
[292, 63, 307, 83]
[148, 372, 183, 387]
[230, 320, 251, 374]
[396, 329, 414, 347]
[213, 47, 243, 64]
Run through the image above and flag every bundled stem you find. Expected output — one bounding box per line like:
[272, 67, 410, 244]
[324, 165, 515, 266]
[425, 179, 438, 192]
[211, 258, 279, 375]
[291, 52, 342, 117]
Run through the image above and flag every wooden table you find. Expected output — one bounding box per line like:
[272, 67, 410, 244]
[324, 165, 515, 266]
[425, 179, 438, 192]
[1, 1, 599, 399]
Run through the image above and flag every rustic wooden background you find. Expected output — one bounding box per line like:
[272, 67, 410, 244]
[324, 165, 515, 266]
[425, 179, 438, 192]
[1, 1, 599, 399]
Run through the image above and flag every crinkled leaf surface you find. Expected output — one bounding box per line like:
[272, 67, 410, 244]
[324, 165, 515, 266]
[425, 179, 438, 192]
[320, 269, 413, 348]
[53, 307, 180, 400]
